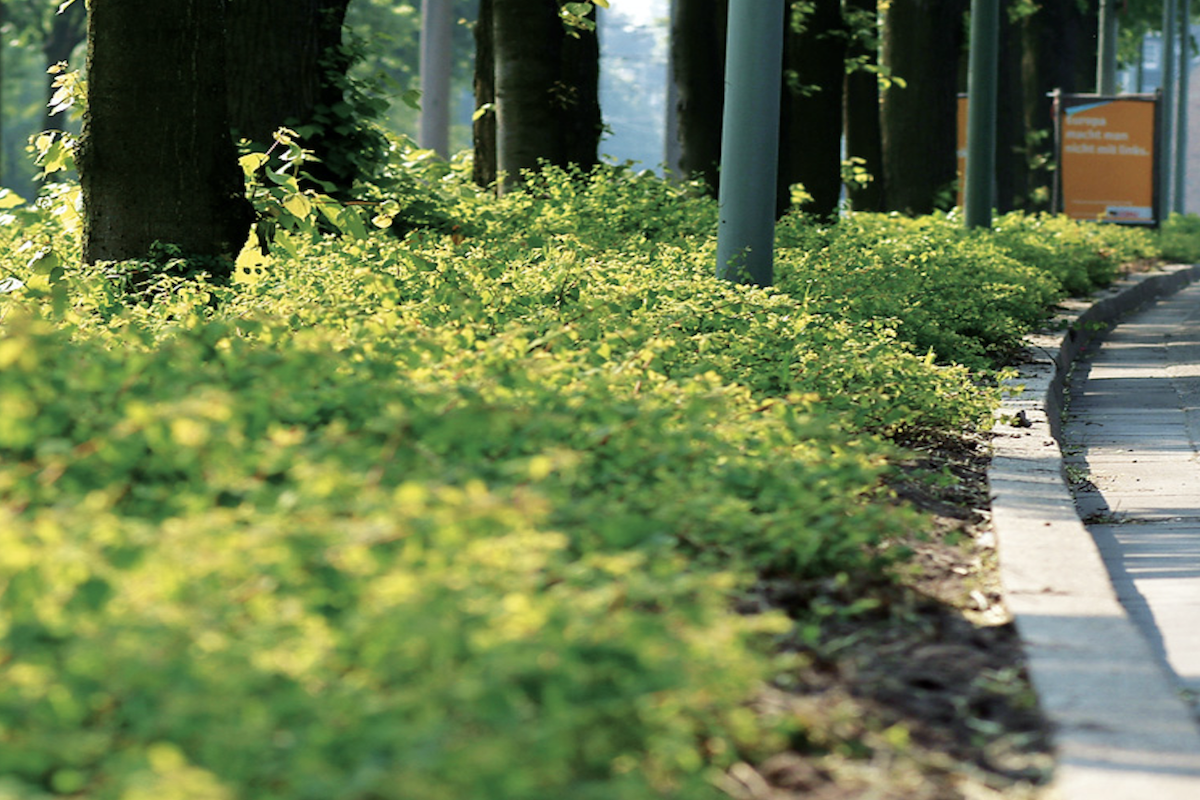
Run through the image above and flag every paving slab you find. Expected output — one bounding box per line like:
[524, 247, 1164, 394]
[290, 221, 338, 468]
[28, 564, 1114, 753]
[990, 264, 1200, 800]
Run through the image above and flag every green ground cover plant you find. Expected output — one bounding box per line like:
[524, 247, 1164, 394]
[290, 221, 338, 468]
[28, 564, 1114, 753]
[0, 161, 1163, 799]
[1159, 212, 1200, 264]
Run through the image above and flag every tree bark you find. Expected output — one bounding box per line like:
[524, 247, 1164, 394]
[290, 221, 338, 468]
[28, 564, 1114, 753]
[79, 0, 252, 267]
[224, 0, 354, 192]
[1021, 0, 1097, 206]
[472, 0, 498, 188]
[224, 0, 349, 144]
[670, 0, 727, 194]
[491, 0, 601, 189]
[995, 8, 1027, 213]
[880, 0, 966, 215]
[843, 0, 885, 211]
[777, 0, 846, 219]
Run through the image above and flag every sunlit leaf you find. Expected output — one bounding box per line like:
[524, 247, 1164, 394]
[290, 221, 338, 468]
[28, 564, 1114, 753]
[0, 189, 26, 210]
[282, 193, 312, 220]
[239, 153, 269, 175]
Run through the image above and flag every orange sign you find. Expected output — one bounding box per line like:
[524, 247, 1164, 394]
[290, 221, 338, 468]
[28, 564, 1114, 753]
[1058, 95, 1158, 224]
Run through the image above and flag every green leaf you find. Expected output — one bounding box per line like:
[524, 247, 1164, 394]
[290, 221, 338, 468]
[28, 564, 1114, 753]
[401, 89, 423, 111]
[282, 193, 313, 221]
[472, 102, 496, 122]
[239, 153, 269, 175]
[265, 167, 298, 188]
[0, 189, 26, 210]
[29, 248, 61, 275]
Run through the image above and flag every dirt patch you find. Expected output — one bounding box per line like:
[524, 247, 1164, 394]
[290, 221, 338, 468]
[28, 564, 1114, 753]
[731, 434, 1053, 799]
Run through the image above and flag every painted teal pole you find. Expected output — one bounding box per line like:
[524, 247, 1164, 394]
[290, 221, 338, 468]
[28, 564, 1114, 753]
[1174, 0, 1189, 215]
[716, 0, 784, 286]
[1097, 0, 1119, 95]
[964, 0, 999, 228]
[1162, 0, 1177, 215]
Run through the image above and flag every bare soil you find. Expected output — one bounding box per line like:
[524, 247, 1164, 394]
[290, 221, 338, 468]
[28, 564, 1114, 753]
[730, 433, 1054, 800]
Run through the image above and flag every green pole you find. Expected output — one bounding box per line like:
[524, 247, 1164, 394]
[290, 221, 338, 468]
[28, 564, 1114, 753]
[1097, 0, 1119, 95]
[716, 0, 784, 286]
[964, 0, 999, 228]
[1162, 0, 1177, 215]
[1174, 0, 1189, 215]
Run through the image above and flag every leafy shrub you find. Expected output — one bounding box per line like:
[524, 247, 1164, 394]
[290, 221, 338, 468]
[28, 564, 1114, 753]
[0, 163, 1159, 799]
[0, 476, 787, 800]
[775, 213, 1061, 369]
[989, 211, 1159, 295]
[486, 163, 717, 252]
[1159, 213, 1200, 264]
[774, 210, 1157, 368]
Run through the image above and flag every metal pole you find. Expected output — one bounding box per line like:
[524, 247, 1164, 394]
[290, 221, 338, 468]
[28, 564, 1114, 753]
[964, 0, 999, 228]
[716, 0, 784, 286]
[1162, 0, 1177, 214]
[1175, 0, 1190, 214]
[419, 0, 453, 157]
[1098, 0, 1119, 94]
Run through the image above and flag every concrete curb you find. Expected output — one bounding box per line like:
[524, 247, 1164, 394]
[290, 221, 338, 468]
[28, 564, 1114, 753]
[990, 263, 1200, 800]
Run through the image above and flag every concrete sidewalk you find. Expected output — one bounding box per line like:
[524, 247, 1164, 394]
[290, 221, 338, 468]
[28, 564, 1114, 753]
[989, 264, 1200, 800]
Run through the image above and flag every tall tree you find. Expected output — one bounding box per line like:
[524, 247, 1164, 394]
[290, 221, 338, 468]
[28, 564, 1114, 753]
[225, 0, 357, 187]
[1020, 0, 1097, 206]
[994, 8, 1028, 213]
[842, 0, 885, 211]
[79, 0, 252, 267]
[669, 0, 728, 193]
[777, 0, 846, 218]
[488, 0, 602, 189]
[473, 0, 498, 187]
[879, 0, 967, 214]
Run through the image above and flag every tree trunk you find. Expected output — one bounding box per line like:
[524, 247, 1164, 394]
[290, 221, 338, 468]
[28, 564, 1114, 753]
[994, 8, 1027, 213]
[79, 0, 252, 268]
[843, 0, 885, 211]
[492, 0, 601, 189]
[558, 7, 602, 168]
[1021, 0, 1097, 207]
[880, 0, 966, 215]
[224, 0, 353, 190]
[473, 0, 498, 188]
[224, 0, 348, 144]
[670, 0, 727, 194]
[777, 0, 846, 219]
